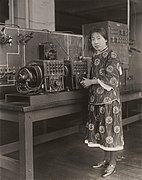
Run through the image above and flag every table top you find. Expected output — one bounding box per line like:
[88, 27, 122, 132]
[0, 90, 141, 112]
[0, 98, 86, 112]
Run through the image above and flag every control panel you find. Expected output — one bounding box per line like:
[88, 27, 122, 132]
[42, 60, 64, 92]
[71, 60, 88, 89]
[0, 65, 17, 86]
[109, 27, 128, 44]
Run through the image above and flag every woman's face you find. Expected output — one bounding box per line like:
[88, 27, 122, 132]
[91, 32, 107, 51]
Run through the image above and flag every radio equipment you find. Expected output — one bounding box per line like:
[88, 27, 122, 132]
[71, 60, 88, 89]
[64, 59, 88, 90]
[15, 58, 88, 94]
[42, 60, 64, 92]
[15, 60, 65, 94]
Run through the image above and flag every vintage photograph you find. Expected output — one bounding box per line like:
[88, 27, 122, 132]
[0, 0, 142, 179]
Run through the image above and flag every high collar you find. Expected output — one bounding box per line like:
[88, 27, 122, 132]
[95, 46, 108, 55]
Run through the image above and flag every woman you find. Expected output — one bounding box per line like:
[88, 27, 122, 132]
[80, 28, 124, 178]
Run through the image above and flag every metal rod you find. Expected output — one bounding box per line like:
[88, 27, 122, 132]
[11, 0, 15, 25]
[127, 0, 130, 36]
[25, 0, 29, 28]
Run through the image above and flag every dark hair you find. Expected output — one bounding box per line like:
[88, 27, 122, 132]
[87, 27, 108, 52]
[90, 27, 108, 40]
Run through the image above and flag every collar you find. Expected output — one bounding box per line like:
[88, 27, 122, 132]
[95, 46, 108, 55]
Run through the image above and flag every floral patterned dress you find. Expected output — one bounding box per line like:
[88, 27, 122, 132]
[85, 47, 124, 151]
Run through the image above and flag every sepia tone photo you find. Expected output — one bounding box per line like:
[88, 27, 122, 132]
[0, 0, 142, 179]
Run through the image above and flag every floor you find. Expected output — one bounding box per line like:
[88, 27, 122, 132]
[1, 120, 142, 180]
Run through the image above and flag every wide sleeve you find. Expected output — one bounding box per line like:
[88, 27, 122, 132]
[97, 51, 122, 91]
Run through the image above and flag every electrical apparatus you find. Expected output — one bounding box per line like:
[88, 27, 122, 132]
[37, 59, 65, 92]
[15, 59, 65, 94]
[0, 25, 84, 97]
[71, 59, 88, 89]
[15, 57, 88, 94]
[15, 62, 43, 95]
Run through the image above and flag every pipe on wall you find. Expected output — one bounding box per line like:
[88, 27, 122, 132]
[11, 0, 15, 25]
[25, 0, 29, 28]
[127, 0, 130, 35]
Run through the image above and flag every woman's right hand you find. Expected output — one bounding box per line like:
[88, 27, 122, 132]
[80, 77, 92, 88]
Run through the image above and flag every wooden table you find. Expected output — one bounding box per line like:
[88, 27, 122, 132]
[0, 90, 142, 180]
[0, 91, 86, 180]
[120, 91, 142, 125]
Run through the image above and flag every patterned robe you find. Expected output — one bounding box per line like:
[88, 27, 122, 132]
[85, 47, 124, 151]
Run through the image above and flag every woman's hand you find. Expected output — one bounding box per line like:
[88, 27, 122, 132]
[80, 77, 98, 88]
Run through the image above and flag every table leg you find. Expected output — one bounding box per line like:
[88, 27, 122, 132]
[19, 113, 34, 180]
